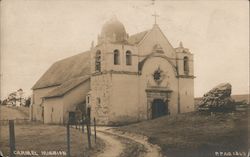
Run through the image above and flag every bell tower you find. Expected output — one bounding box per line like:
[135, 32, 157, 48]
[175, 41, 194, 76]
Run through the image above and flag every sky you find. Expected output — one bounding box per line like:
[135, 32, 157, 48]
[0, 0, 249, 99]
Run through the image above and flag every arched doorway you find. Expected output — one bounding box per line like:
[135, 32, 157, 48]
[151, 99, 167, 119]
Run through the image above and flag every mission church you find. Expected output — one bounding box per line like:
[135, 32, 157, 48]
[30, 16, 195, 125]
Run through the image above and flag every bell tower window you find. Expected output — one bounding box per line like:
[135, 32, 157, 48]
[95, 50, 101, 72]
[114, 49, 120, 65]
[184, 56, 189, 75]
[126, 51, 132, 65]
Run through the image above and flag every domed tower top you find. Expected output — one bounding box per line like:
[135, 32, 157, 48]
[98, 17, 128, 44]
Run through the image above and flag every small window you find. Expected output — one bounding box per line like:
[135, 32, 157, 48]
[95, 50, 101, 72]
[114, 49, 120, 65]
[184, 56, 189, 75]
[126, 51, 132, 65]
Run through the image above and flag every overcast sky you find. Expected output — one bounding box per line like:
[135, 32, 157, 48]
[0, 0, 249, 99]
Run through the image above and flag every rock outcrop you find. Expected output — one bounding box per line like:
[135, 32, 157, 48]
[198, 83, 235, 112]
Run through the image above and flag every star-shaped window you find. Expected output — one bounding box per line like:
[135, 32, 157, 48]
[153, 70, 161, 81]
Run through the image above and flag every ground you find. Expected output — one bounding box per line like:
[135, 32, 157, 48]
[0, 106, 156, 157]
[0, 96, 249, 157]
[95, 127, 160, 157]
[0, 124, 104, 157]
[118, 110, 249, 157]
[0, 106, 104, 157]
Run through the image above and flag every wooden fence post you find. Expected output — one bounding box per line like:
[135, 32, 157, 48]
[9, 120, 15, 157]
[86, 118, 91, 149]
[81, 114, 84, 133]
[87, 107, 91, 135]
[66, 123, 70, 157]
[94, 118, 96, 143]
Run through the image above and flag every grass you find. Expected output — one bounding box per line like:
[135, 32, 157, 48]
[119, 137, 146, 157]
[0, 124, 104, 157]
[0, 106, 29, 120]
[118, 110, 249, 157]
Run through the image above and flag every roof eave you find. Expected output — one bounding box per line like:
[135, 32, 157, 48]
[43, 77, 90, 99]
[32, 84, 61, 90]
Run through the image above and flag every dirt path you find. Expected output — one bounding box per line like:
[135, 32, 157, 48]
[95, 127, 162, 157]
[95, 127, 124, 157]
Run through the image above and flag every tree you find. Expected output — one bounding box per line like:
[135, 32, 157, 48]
[25, 97, 31, 107]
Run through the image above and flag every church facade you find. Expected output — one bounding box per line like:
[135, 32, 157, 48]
[30, 17, 195, 125]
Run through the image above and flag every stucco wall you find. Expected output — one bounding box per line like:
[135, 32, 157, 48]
[44, 97, 64, 124]
[90, 73, 111, 124]
[138, 25, 176, 60]
[179, 78, 195, 113]
[31, 86, 58, 121]
[105, 44, 138, 72]
[91, 43, 139, 73]
[63, 80, 90, 123]
[88, 24, 194, 125]
[177, 52, 194, 76]
[108, 73, 139, 124]
[42, 80, 90, 124]
[140, 56, 179, 118]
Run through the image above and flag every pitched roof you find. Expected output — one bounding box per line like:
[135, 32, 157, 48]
[44, 76, 90, 98]
[127, 30, 149, 45]
[32, 51, 90, 89]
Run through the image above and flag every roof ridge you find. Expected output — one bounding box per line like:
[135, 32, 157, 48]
[130, 30, 150, 37]
[32, 51, 91, 90]
[44, 76, 90, 98]
[54, 51, 90, 64]
[127, 29, 150, 45]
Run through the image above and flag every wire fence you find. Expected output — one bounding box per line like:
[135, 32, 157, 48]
[0, 119, 31, 125]
[0, 118, 98, 157]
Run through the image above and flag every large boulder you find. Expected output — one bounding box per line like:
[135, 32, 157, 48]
[198, 83, 235, 112]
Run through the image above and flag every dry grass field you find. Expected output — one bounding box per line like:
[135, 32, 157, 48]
[119, 110, 249, 157]
[0, 106, 29, 120]
[0, 106, 105, 157]
[0, 124, 104, 157]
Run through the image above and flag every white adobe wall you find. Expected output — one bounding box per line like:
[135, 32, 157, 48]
[90, 42, 140, 125]
[43, 97, 64, 124]
[108, 74, 139, 124]
[138, 25, 176, 60]
[91, 43, 139, 73]
[90, 73, 111, 124]
[139, 57, 179, 117]
[63, 80, 90, 123]
[31, 86, 58, 121]
[176, 52, 194, 76]
[179, 78, 195, 113]
[104, 44, 138, 72]
[43, 80, 90, 124]
[176, 47, 195, 112]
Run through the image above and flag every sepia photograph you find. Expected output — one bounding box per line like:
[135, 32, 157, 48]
[0, 0, 249, 157]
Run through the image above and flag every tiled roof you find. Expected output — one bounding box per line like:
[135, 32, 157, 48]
[127, 30, 149, 45]
[44, 76, 90, 98]
[32, 51, 90, 89]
